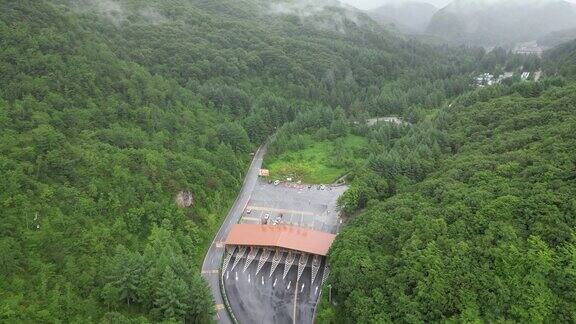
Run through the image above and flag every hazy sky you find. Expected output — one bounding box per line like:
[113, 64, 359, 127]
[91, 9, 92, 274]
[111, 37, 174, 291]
[339, 0, 576, 10]
[340, 0, 452, 10]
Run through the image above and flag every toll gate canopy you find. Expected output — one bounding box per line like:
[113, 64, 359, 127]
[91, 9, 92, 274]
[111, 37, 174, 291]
[225, 224, 335, 256]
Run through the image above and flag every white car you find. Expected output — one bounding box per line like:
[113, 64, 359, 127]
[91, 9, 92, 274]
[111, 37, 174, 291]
[274, 180, 280, 186]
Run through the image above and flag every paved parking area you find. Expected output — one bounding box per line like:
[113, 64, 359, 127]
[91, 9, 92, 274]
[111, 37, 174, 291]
[241, 180, 346, 234]
[223, 179, 346, 324]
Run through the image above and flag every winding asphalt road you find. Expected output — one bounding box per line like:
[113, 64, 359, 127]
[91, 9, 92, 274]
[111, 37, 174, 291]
[201, 143, 267, 323]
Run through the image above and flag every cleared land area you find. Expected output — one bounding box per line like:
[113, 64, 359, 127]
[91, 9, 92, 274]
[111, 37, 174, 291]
[265, 135, 367, 184]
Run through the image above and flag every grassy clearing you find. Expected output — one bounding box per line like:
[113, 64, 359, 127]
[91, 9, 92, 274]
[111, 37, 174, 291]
[265, 135, 367, 184]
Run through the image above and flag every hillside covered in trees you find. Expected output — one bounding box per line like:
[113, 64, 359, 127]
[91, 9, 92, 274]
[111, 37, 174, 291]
[0, 0, 499, 322]
[1, 0, 570, 322]
[545, 38, 576, 79]
[320, 59, 576, 322]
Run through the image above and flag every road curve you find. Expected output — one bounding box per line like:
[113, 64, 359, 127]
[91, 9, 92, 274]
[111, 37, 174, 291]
[201, 143, 267, 323]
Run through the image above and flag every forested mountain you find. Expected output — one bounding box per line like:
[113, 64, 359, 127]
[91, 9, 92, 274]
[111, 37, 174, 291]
[538, 27, 576, 48]
[3, 0, 573, 322]
[0, 0, 487, 322]
[318, 51, 576, 322]
[368, 1, 438, 34]
[545, 39, 576, 78]
[427, 0, 576, 46]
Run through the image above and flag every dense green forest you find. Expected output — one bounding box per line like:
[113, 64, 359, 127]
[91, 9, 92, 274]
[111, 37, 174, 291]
[545, 38, 576, 79]
[318, 65, 576, 322]
[0, 1, 249, 322]
[1, 0, 571, 322]
[0, 0, 502, 322]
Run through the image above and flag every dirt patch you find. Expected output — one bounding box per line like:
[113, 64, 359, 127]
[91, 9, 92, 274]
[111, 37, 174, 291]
[176, 191, 194, 208]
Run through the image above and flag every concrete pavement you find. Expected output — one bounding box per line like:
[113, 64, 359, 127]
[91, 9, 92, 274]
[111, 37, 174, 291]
[222, 180, 345, 324]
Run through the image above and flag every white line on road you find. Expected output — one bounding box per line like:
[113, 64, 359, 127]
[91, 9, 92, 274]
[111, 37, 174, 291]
[248, 274, 251, 283]
[293, 279, 299, 324]
[235, 272, 238, 281]
[315, 286, 318, 295]
[301, 283, 305, 292]
[287, 280, 291, 290]
[261, 276, 264, 285]
[273, 278, 277, 287]
[226, 271, 229, 280]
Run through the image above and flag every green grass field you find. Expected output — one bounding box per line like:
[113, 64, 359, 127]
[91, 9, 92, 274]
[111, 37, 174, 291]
[265, 135, 367, 184]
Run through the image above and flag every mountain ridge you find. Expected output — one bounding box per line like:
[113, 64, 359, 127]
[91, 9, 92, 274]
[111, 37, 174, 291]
[427, 0, 576, 46]
[368, 1, 438, 33]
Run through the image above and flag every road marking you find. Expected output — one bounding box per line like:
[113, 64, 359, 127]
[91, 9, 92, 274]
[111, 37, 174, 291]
[293, 279, 299, 324]
[202, 270, 219, 274]
[301, 283, 305, 292]
[315, 286, 319, 295]
[248, 274, 251, 283]
[226, 271, 229, 280]
[247, 206, 314, 216]
[261, 276, 264, 285]
[273, 278, 277, 287]
[215, 241, 225, 248]
[235, 272, 238, 281]
[287, 280, 291, 290]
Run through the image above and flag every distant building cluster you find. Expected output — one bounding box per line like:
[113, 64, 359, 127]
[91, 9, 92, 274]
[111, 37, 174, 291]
[474, 72, 515, 87]
[475, 73, 495, 86]
[366, 116, 406, 127]
[514, 41, 545, 57]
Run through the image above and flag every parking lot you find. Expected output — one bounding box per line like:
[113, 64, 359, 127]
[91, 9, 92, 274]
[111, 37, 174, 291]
[223, 179, 346, 324]
[240, 180, 346, 234]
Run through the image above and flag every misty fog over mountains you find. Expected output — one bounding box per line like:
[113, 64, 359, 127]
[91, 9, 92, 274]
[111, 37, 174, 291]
[349, 0, 576, 47]
[368, 1, 438, 33]
[427, 0, 576, 46]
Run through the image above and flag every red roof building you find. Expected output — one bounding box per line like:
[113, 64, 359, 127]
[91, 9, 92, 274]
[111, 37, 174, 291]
[225, 224, 336, 256]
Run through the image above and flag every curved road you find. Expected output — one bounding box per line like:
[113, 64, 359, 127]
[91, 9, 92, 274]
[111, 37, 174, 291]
[201, 143, 267, 323]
